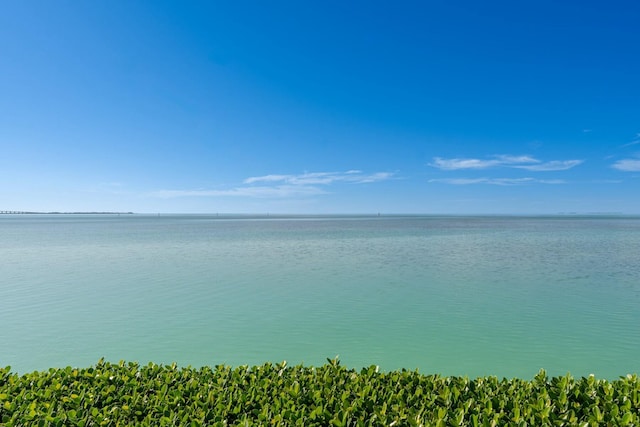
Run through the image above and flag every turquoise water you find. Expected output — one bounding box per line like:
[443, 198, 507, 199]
[1, 214, 639, 379]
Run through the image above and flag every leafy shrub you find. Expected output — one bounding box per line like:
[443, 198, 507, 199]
[1, 359, 638, 426]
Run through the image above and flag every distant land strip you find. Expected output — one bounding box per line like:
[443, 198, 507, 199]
[0, 211, 134, 215]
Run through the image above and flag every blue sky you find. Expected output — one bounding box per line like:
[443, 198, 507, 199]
[1, 1, 639, 214]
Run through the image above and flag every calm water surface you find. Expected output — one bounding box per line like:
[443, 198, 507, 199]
[1, 214, 639, 379]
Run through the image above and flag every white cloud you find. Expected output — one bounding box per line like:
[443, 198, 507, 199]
[495, 155, 539, 163]
[430, 155, 539, 170]
[353, 172, 395, 183]
[430, 155, 582, 171]
[430, 157, 509, 170]
[612, 159, 640, 172]
[151, 170, 394, 199]
[243, 175, 290, 184]
[514, 160, 584, 171]
[429, 177, 565, 186]
[245, 171, 393, 185]
[151, 185, 326, 199]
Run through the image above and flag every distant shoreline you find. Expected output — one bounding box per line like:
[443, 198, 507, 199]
[0, 211, 134, 215]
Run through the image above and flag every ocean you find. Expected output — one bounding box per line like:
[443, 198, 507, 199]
[1, 214, 638, 379]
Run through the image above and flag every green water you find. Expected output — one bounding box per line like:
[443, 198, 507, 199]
[1, 214, 639, 378]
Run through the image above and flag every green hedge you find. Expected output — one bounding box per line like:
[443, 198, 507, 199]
[1, 359, 638, 426]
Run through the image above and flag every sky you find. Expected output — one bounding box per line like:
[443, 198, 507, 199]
[1, 1, 639, 214]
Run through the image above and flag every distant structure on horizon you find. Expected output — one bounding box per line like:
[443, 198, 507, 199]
[0, 211, 134, 215]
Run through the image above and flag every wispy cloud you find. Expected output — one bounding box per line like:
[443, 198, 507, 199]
[429, 177, 566, 186]
[430, 155, 583, 171]
[612, 159, 640, 172]
[591, 179, 624, 184]
[618, 133, 640, 148]
[620, 140, 640, 148]
[430, 155, 535, 170]
[244, 171, 393, 185]
[151, 185, 326, 199]
[514, 160, 584, 171]
[151, 170, 394, 199]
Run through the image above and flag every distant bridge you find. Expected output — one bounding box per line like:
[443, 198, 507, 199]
[0, 211, 134, 215]
[0, 211, 35, 214]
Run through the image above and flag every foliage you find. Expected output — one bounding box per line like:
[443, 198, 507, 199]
[1, 359, 639, 426]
